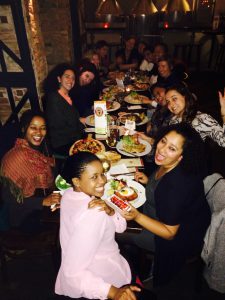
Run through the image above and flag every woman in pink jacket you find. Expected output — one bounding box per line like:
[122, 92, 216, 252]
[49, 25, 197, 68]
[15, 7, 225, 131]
[55, 151, 140, 300]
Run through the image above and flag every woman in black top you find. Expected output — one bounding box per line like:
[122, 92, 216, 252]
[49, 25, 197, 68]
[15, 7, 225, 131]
[123, 123, 210, 286]
[70, 61, 100, 117]
[45, 63, 85, 155]
[115, 36, 139, 71]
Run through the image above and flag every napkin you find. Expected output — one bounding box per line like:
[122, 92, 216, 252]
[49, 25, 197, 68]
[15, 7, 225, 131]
[127, 105, 143, 110]
[85, 127, 95, 133]
[109, 163, 129, 175]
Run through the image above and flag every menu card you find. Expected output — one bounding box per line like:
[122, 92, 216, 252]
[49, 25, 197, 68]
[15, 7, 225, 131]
[94, 100, 107, 135]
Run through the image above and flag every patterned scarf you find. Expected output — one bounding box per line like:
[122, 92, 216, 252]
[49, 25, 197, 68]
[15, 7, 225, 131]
[1, 139, 55, 202]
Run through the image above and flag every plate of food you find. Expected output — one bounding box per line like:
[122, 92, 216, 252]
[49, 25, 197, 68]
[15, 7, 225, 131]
[132, 83, 150, 91]
[55, 174, 71, 192]
[85, 114, 117, 127]
[69, 138, 105, 155]
[108, 71, 125, 80]
[124, 92, 150, 104]
[102, 86, 125, 95]
[102, 176, 146, 208]
[96, 151, 121, 163]
[119, 112, 149, 126]
[116, 135, 151, 157]
[106, 100, 121, 112]
[103, 79, 117, 86]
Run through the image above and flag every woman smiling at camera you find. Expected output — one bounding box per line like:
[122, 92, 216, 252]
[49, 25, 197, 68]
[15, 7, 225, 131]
[0, 110, 60, 232]
[55, 152, 140, 300]
[122, 123, 210, 286]
[45, 63, 85, 156]
[165, 83, 225, 147]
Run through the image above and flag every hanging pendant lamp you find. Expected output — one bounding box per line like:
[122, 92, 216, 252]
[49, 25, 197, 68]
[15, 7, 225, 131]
[96, 0, 123, 16]
[162, 0, 191, 13]
[132, 0, 158, 16]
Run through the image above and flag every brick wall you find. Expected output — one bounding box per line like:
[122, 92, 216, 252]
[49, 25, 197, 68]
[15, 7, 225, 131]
[37, 0, 73, 71]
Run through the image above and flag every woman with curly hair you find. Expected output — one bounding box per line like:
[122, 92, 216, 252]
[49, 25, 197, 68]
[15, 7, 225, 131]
[44, 63, 85, 155]
[115, 123, 211, 287]
[165, 83, 225, 147]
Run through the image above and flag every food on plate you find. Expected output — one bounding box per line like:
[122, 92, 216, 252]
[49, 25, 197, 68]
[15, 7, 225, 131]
[69, 138, 104, 155]
[108, 71, 125, 80]
[125, 92, 149, 104]
[115, 186, 138, 201]
[88, 115, 95, 126]
[133, 83, 149, 90]
[103, 86, 125, 95]
[103, 79, 117, 86]
[87, 114, 116, 126]
[108, 195, 131, 212]
[136, 75, 150, 84]
[110, 178, 127, 191]
[108, 178, 138, 201]
[126, 83, 149, 91]
[120, 112, 146, 124]
[101, 91, 115, 101]
[104, 151, 121, 163]
[122, 135, 146, 153]
[56, 175, 71, 190]
[106, 100, 114, 110]
[96, 151, 121, 163]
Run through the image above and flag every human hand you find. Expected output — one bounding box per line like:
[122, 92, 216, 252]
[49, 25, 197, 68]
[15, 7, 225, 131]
[134, 171, 148, 184]
[42, 192, 61, 209]
[218, 88, 225, 117]
[121, 205, 140, 222]
[79, 117, 86, 125]
[88, 198, 115, 216]
[136, 132, 153, 144]
[108, 285, 141, 300]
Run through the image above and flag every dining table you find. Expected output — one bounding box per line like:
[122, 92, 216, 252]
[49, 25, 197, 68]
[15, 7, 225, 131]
[41, 70, 157, 232]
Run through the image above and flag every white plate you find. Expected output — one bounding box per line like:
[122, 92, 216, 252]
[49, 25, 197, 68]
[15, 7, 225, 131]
[85, 115, 116, 127]
[124, 94, 149, 105]
[85, 115, 95, 127]
[55, 175, 71, 193]
[116, 139, 151, 157]
[107, 101, 121, 112]
[102, 86, 125, 94]
[119, 113, 149, 126]
[102, 175, 146, 208]
[103, 79, 116, 86]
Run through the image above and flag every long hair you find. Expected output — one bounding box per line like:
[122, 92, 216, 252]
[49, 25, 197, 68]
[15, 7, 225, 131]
[166, 83, 198, 123]
[42, 63, 75, 95]
[154, 123, 207, 175]
[61, 152, 101, 185]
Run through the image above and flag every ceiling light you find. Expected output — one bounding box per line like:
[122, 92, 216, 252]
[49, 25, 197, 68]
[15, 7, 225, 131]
[162, 0, 191, 13]
[132, 0, 158, 16]
[96, 0, 123, 16]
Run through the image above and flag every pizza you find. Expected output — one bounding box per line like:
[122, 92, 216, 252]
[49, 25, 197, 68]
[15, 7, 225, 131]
[69, 138, 105, 155]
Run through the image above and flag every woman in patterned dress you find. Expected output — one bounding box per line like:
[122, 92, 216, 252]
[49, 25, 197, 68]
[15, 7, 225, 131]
[165, 83, 225, 147]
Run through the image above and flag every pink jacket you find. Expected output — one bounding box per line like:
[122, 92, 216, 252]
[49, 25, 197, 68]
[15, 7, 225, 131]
[55, 188, 131, 299]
